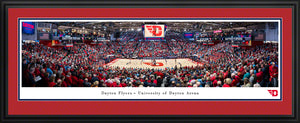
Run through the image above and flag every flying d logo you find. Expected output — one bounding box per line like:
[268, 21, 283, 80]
[146, 25, 163, 36]
[268, 90, 278, 97]
[143, 62, 164, 66]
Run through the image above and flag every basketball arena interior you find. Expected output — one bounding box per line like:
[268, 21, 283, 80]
[21, 21, 279, 87]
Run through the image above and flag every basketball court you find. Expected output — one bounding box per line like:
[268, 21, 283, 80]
[106, 58, 202, 69]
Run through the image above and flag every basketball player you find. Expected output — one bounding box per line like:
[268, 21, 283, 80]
[165, 59, 167, 65]
[126, 59, 131, 65]
[153, 59, 156, 66]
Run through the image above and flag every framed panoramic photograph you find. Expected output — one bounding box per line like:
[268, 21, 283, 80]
[1, 0, 299, 122]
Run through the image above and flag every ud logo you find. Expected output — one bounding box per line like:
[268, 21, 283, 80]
[143, 62, 164, 66]
[268, 90, 278, 97]
[146, 25, 163, 36]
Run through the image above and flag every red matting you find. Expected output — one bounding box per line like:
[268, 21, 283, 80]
[8, 8, 292, 115]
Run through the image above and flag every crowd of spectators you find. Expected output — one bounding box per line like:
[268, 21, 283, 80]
[22, 38, 278, 88]
[135, 41, 173, 58]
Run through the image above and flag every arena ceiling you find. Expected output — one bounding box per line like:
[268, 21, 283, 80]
[45, 22, 276, 33]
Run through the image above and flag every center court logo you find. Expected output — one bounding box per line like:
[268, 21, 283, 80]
[143, 62, 164, 66]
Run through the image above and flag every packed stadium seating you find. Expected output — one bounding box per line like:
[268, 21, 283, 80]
[22, 38, 278, 88]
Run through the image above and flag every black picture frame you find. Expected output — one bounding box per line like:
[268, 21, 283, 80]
[0, 0, 299, 122]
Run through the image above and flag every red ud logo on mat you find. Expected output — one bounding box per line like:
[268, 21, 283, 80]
[268, 90, 278, 97]
[146, 25, 163, 36]
[143, 62, 164, 66]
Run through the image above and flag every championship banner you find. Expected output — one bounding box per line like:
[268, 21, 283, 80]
[22, 22, 35, 34]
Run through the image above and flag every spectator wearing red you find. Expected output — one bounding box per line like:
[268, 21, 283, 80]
[65, 72, 73, 87]
[48, 75, 56, 87]
[223, 78, 232, 87]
